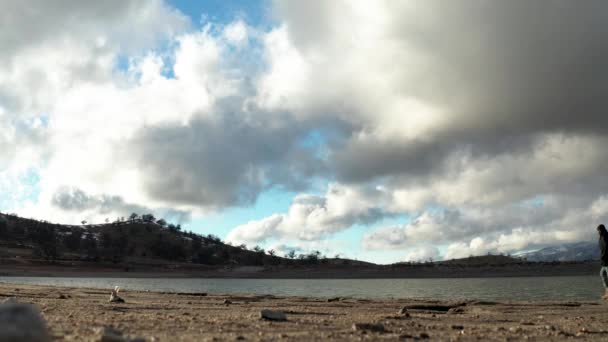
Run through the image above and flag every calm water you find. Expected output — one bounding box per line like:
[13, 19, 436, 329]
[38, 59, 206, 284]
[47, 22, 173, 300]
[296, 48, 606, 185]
[0, 276, 602, 301]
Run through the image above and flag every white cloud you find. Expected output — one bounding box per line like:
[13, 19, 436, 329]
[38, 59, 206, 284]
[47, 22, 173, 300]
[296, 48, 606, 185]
[404, 246, 440, 262]
[226, 184, 392, 244]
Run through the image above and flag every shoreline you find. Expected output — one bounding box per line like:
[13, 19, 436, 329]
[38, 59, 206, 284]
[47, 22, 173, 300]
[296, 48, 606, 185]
[0, 262, 598, 279]
[2, 283, 607, 341]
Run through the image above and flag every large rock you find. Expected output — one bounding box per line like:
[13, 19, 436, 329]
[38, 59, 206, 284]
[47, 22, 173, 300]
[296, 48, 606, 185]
[352, 323, 386, 333]
[0, 302, 50, 342]
[260, 309, 287, 321]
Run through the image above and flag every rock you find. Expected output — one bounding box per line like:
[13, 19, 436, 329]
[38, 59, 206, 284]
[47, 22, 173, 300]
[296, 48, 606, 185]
[223, 299, 232, 305]
[0, 302, 51, 342]
[419, 332, 430, 339]
[509, 327, 523, 333]
[451, 325, 464, 330]
[96, 327, 126, 342]
[398, 307, 408, 315]
[448, 307, 465, 314]
[58, 294, 67, 299]
[260, 309, 287, 321]
[326, 297, 341, 302]
[352, 323, 386, 333]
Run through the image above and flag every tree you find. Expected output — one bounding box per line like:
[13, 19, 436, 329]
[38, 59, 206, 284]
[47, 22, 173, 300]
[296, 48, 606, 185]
[142, 214, 155, 223]
[0, 216, 8, 238]
[191, 235, 202, 252]
[286, 250, 296, 259]
[81, 220, 87, 225]
[253, 245, 264, 253]
[129, 213, 139, 222]
[82, 233, 98, 259]
[31, 226, 60, 260]
[267, 249, 276, 257]
[156, 218, 167, 227]
[63, 230, 83, 251]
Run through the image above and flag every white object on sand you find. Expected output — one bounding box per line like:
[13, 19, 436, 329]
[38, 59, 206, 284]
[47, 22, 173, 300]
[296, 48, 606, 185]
[109, 286, 125, 303]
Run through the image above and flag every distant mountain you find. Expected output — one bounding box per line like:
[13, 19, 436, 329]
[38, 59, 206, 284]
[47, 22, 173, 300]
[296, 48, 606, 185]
[517, 242, 599, 262]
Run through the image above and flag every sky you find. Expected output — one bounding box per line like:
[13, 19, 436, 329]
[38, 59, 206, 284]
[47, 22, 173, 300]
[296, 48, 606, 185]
[1, 1, 608, 264]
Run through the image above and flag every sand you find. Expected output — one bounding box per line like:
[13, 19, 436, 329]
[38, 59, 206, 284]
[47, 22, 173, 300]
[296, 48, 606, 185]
[1, 283, 608, 341]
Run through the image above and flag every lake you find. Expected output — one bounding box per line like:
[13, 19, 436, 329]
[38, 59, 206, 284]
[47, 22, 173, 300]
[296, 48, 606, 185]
[0, 276, 602, 301]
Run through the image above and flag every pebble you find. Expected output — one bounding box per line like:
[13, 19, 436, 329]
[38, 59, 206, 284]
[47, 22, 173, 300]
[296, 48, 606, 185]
[419, 332, 430, 339]
[451, 325, 464, 330]
[352, 323, 386, 333]
[260, 309, 287, 321]
[95, 326, 146, 342]
[0, 302, 51, 342]
[448, 307, 465, 314]
[96, 327, 125, 342]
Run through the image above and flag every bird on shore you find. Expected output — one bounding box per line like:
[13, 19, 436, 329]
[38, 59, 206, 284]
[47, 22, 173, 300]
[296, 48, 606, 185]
[109, 286, 125, 303]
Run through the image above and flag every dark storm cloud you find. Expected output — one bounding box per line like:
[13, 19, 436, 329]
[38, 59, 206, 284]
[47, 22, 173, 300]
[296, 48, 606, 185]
[129, 102, 328, 208]
[323, 1, 608, 184]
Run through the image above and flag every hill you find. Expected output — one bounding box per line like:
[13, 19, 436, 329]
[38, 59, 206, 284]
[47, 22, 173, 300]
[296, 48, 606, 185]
[0, 212, 358, 269]
[516, 241, 599, 262]
[438, 254, 523, 266]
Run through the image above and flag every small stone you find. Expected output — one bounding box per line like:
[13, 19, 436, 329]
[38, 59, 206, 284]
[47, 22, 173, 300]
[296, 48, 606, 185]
[58, 294, 67, 299]
[352, 323, 386, 333]
[327, 297, 341, 302]
[448, 307, 465, 314]
[96, 326, 126, 342]
[509, 327, 523, 333]
[260, 309, 287, 321]
[223, 299, 232, 305]
[419, 332, 430, 339]
[0, 303, 51, 342]
[451, 325, 464, 330]
[520, 321, 534, 326]
[398, 307, 408, 315]
[544, 325, 556, 331]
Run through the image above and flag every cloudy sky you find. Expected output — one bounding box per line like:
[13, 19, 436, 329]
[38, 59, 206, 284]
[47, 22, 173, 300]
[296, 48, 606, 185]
[2, 0, 608, 264]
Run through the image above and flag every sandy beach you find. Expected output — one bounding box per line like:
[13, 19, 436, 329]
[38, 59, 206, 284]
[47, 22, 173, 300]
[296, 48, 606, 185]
[2, 283, 608, 341]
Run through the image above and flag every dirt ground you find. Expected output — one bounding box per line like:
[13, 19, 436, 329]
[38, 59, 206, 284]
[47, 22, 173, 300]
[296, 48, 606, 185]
[1, 283, 608, 341]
